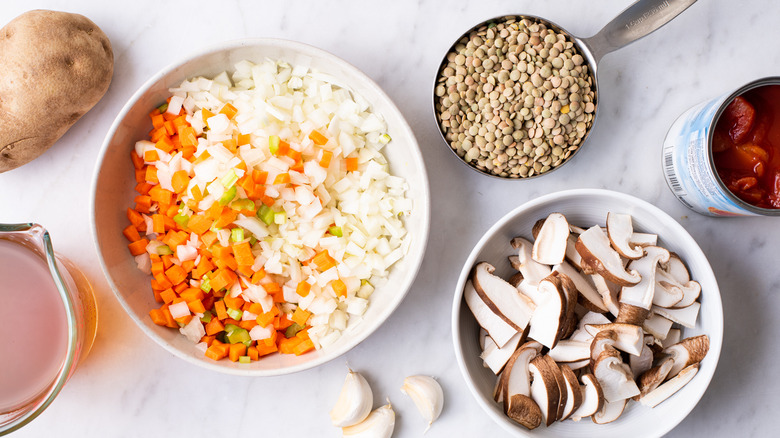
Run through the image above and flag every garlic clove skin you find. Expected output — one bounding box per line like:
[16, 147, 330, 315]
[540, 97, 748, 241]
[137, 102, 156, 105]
[342, 402, 395, 438]
[400, 375, 444, 432]
[330, 369, 374, 427]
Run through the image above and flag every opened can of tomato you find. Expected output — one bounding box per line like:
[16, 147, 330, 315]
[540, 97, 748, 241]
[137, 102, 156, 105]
[663, 77, 780, 216]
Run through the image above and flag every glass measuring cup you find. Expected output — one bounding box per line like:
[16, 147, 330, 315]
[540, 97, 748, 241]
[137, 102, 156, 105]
[434, 0, 698, 179]
[0, 223, 98, 435]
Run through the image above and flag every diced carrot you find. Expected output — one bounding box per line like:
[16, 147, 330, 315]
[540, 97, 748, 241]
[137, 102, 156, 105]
[159, 288, 177, 304]
[144, 166, 159, 184]
[256, 306, 279, 327]
[200, 335, 216, 346]
[210, 268, 237, 292]
[152, 214, 165, 234]
[128, 239, 149, 256]
[205, 318, 225, 336]
[332, 279, 347, 297]
[232, 241, 254, 267]
[131, 151, 145, 169]
[174, 314, 193, 326]
[291, 307, 311, 326]
[295, 281, 311, 297]
[239, 319, 258, 331]
[134, 195, 152, 213]
[134, 168, 146, 184]
[273, 173, 290, 185]
[319, 149, 333, 168]
[255, 341, 278, 357]
[247, 345, 260, 361]
[174, 282, 188, 294]
[122, 225, 142, 242]
[160, 305, 178, 328]
[186, 299, 206, 314]
[135, 182, 153, 195]
[261, 282, 282, 296]
[186, 214, 212, 235]
[293, 339, 315, 356]
[309, 130, 328, 145]
[312, 250, 337, 272]
[149, 185, 174, 206]
[144, 149, 160, 162]
[205, 343, 228, 361]
[179, 287, 204, 302]
[149, 308, 167, 326]
[250, 269, 266, 284]
[214, 300, 228, 320]
[201, 108, 215, 124]
[274, 313, 294, 331]
[278, 336, 302, 355]
[346, 157, 359, 172]
[165, 264, 188, 286]
[127, 208, 146, 229]
[228, 343, 247, 362]
[223, 138, 237, 153]
[247, 302, 264, 315]
[151, 113, 165, 129]
[223, 293, 245, 311]
[214, 208, 239, 229]
[237, 133, 251, 146]
[252, 170, 268, 184]
[179, 126, 199, 148]
[219, 103, 238, 119]
[171, 170, 190, 194]
[156, 135, 175, 153]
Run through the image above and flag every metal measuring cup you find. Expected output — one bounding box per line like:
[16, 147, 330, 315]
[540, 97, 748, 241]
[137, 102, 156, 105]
[433, 0, 697, 179]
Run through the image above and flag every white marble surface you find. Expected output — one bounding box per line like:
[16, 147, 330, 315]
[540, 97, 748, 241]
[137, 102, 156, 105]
[1, 0, 778, 436]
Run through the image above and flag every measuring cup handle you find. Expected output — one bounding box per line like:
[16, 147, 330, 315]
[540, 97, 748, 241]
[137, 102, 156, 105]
[584, 0, 697, 63]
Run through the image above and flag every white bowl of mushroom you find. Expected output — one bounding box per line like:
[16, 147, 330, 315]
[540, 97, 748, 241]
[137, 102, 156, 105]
[452, 189, 723, 437]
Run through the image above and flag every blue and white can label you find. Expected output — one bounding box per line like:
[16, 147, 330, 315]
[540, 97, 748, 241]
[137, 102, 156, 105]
[662, 77, 780, 217]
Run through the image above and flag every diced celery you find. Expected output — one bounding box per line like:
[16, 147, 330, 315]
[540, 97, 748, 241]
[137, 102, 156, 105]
[200, 276, 212, 292]
[328, 226, 343, 237]
[157, 245, 173, 255]
[269, 135, 280, 154]
[224, 324, 251, 344]
[226, 307, 243, 320]
[274, 211, 286, 224]
[219, 186, 237, 205]
[285, 322, 304, 338]
[239, 355, 251, 364]
[220, 169, 239, 189]
[379, 133, 392, 144]
[173, 213, 190, 227]
[200, 311, 213, 323]
[231, 198, 255, 211]
[157, 102, 168, 113]
[249, 236, 258, 246]
[258, 205, 275, 225]
[231, 228, 245, 242]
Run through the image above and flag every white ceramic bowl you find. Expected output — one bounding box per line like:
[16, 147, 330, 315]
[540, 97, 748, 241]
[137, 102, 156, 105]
[91, 38, 430, 376]
[452, 189, 722, 437]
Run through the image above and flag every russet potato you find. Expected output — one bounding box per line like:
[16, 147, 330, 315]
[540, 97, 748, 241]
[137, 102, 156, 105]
[0, 10, 113, 172]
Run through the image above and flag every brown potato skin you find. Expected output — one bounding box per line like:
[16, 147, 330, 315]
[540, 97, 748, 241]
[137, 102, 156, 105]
[0, 10, 113, 172]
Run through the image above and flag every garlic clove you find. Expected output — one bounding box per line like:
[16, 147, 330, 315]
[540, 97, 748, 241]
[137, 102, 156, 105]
[330, 369, 374, 427]
[342, 402, 395, 438]
[400, 375, 444, 432]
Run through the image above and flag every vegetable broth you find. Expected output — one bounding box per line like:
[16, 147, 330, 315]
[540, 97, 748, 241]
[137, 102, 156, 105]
[0, 239, 68, 412]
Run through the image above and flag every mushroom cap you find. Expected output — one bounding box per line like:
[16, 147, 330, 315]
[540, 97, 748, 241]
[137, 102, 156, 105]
[553, 260, 608, 313]
[472, 262, 536, 331]
[639, 363, 699, 408]
[570, 373, 605, 421]
[506, 394, 543, 430]
[664, 334, 710, 377]
[559, 364, 584, 421]
[576, 226, 641, 286]
[585, 323, 644, 356]
[637, 356, 675, 398]
[532, 213, 570, 265]
[501, 341, 543, 408]
[465, 280, 519, 348]
[592, 349, 640, 403]
[527, 273, 568, 349]
[509, 237, 552, 286]
[592, 398, 628, 424]
[529, 356, 562, 427]
[606, 212, 644, 259]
